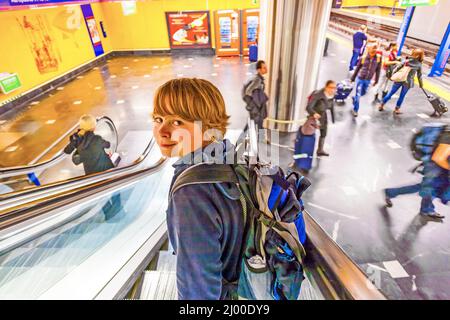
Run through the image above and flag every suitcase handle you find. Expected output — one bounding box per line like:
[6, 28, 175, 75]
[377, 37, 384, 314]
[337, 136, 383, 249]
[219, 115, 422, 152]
[421, 88, 430, 99]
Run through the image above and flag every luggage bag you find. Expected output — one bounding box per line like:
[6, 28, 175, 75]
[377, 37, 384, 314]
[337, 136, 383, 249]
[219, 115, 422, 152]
[249, 44, 258, 62]
[422, 88, 448, 117]
[335, 79, 353, 103]
[294, 127, 316, 171]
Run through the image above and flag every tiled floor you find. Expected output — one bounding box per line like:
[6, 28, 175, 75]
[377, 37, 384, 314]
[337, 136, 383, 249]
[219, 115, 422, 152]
[0, 55, 249, 167]
[276, 39, 450, 299]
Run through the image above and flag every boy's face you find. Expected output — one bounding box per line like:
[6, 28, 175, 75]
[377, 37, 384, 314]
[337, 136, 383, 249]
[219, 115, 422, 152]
[152, 114, 204, 158]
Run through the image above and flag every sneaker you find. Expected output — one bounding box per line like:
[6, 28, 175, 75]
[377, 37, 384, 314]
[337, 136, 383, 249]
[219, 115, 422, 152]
[352, 110, 358, 117]
[384, 190, 393, 208]
[420, 212, 445, 219]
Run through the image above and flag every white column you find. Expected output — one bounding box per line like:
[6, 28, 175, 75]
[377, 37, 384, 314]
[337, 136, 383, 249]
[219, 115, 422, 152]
[260, 0, 333, 132]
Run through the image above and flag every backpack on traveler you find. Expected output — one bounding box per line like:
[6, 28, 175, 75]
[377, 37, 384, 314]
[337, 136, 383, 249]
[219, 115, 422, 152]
[169, 159, 311, 300]
[242, 79, 253, 101]
[410, 123, 449, 163]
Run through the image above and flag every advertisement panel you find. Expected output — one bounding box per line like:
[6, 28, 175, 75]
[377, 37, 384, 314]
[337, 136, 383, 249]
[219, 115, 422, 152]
[81, 3, 104, 56]
[165, 11, 211, 49]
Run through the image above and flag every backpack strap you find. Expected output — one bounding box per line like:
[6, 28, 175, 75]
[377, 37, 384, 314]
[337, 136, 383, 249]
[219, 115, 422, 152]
[170, 164, 239, 198]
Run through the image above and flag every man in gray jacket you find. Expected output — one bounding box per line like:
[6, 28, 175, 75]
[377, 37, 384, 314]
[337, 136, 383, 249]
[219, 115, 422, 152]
[242, 60, 269, 130]
[306, 80, 337, 157]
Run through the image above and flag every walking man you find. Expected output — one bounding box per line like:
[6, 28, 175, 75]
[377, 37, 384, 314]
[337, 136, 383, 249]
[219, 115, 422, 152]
[350, 44, 382, 117]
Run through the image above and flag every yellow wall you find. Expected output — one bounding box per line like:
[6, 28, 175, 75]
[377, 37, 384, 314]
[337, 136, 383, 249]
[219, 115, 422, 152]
[0, 0, 258, 105]
[0, 4, 110, 106]
[92, 2, 113, 53]
[342, 0, 400, 7]
[100, 0, 259, 50]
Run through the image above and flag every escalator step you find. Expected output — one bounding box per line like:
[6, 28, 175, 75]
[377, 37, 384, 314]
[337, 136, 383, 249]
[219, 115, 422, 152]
[140, 271, 177, 300]
[156, 251, 176, 273]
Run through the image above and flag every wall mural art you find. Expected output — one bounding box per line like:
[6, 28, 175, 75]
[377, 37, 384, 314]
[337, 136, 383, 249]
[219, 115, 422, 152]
[53, 7, 83, 48]
[17, 15, 61, 74]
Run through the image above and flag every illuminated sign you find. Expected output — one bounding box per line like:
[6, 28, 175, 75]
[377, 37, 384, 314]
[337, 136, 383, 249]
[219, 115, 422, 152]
[121, 0, 136, 16]
[165, 11, 212, 49]
[0, 73, 21, 94]
[399, 0, 439, 6]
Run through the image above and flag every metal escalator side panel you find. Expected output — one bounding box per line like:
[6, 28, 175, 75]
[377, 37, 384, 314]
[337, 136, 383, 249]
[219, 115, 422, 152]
[303, 211, 387, 300]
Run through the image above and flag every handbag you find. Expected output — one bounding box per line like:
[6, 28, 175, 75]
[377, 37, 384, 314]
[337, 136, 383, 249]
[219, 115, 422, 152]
[390, 65, 411, 83]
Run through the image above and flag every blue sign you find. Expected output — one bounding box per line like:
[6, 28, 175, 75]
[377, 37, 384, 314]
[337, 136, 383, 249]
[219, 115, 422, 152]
[429, 23, 450, 77]
[396, 6, 415, 56]
[81, 3, 104, 57]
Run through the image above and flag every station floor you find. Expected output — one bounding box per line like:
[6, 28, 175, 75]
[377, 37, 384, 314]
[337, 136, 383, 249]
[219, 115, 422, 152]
[0, 39, 449, 299]
[0, 55, 249, 167]
[286, 39, 449, 300]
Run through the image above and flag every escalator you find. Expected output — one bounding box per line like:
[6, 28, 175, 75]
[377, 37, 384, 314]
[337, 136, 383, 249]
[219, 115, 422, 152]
[0, 121, 387, 300]
[0, 116, 120, 193]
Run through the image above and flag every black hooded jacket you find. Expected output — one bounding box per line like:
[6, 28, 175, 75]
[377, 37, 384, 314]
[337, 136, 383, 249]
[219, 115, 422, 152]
[64, 130, 114, 175]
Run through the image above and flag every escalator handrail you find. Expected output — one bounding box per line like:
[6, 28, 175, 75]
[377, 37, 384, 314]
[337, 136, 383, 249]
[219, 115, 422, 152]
[0, 155, 168, 243]
[0, 137, 155, 212]
[303, 211, 387, 300]
[0, 116, 118, 179]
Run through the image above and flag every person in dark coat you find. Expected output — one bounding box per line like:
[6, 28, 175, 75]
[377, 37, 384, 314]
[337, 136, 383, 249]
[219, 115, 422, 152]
[306, 80, 337, 156]
[64, 114, 119, 220]
[64, 114, 114, 175]
[242, 60, 269, 130]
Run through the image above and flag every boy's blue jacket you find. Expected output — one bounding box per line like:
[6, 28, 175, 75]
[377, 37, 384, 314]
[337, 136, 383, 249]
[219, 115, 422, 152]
[166, 140, 245, 300]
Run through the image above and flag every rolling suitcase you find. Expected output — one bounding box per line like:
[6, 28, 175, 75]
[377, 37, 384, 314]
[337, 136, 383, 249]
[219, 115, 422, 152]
[335, 79, 354, 103]
[293, 118, 317, 171]
[249, 44, 258, 62]
[422, 88, 448, 117]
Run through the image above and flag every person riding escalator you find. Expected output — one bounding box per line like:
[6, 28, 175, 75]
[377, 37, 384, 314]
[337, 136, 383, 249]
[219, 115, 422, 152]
[64, 114, 114, 175]
[64, 114, 120, 220]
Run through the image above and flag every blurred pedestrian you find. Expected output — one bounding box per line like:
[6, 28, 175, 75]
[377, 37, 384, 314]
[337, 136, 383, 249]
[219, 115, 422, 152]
[379, 48, 424, 115]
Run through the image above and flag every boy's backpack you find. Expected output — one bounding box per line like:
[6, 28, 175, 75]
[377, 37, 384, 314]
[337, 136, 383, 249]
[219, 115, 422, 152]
[411, 123, 448, 162]
[170, 162, 310, 300]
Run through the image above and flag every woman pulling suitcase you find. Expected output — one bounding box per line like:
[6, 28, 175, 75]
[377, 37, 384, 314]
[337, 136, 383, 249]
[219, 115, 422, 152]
[379, 48, 424, 115]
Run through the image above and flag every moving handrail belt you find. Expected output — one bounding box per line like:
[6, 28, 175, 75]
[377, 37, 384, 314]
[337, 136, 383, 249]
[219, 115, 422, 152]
[0, 155, 168, 232]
